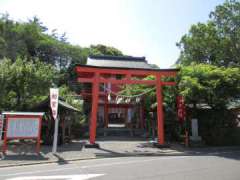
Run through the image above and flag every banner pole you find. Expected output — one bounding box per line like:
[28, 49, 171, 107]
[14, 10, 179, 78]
[50, 88, 59, 154]
[52, 116, 59, 154]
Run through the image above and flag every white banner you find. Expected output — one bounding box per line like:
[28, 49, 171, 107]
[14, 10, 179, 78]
[6, 118, 39, 138]
[50, 88, 59, 120]
[0, 115, 4, 141]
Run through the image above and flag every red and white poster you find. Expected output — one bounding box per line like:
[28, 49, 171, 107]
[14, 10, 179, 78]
[50, 88, 59, 120]
[177, 96, 186, 123]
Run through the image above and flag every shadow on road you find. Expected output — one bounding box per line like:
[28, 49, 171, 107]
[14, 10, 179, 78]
[93, 142, 240, 161]
[53, 153, 69, 165]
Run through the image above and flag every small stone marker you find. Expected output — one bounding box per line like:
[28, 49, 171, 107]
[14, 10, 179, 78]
[190, 118, 202, 141]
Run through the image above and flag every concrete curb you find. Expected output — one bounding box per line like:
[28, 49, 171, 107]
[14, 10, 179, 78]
[0, 152, 187, 168]
[0, 156, 97, 168]
[0, 145, 239, 168]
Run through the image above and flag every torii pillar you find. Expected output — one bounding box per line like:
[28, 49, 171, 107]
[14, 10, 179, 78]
[88, 72, 100, 147]
[156, 74, 165, 145]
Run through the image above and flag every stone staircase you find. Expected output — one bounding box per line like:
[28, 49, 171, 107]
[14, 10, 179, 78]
[97, 124, 145, 137]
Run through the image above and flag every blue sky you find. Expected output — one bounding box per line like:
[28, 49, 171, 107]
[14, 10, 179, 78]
[0, 0, 225, 68]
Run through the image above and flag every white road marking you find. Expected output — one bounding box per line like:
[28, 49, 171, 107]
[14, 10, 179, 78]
[6, 174, 104, 180]
[0, 167, 79, 177]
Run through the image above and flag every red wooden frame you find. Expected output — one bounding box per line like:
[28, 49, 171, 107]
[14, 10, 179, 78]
[76, 65, 179, 145]
[3, 114, 43, 154]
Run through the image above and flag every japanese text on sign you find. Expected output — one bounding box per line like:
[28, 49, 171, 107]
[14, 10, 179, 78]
[6, 118, 39, 138]
[50, 88, 59, 120]
[177, 96, 186, 123]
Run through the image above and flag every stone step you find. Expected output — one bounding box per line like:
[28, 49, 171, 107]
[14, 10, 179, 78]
[97, 127, 145, 137]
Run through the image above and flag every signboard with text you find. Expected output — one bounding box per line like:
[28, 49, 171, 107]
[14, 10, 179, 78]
[6, 118, 39, 138]
[2, 112, 44, 154]
[50, 88, 59, 120]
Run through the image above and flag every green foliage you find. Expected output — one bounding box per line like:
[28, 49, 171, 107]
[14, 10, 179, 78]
[178, 64, 240, 108]
[177, 0, 240, 144]
[120, 76, 177, 123]
[89, 44, 123, 56]
[0, 14, 124, 70]
[177, 0, 240, 67]
[0, 57, 58, 111]
[59, 85, 82, 111]
[0, 13, 126, 115]
[193, 109, 238, 146]
[0, 14, 87, 70]
[178, 64, 240, 145]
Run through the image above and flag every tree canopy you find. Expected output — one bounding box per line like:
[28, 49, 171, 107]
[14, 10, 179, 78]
[0, 57, 58, 111]
[89, 44, 123, 56]
[178, 63, 240, 108]
[0, 14, 125, 111]
[0, 14, 124, 71]
[177, 0, 240, 67]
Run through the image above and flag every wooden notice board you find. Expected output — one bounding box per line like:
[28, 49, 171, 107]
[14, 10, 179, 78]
[2, 112, 44, 154]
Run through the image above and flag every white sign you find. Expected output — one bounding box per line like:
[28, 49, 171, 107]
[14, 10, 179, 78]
[6, 118, 39, 138]
[50, 88, 59, 153]
[50, 88, 59, 120]
[0, 115, 4, 140]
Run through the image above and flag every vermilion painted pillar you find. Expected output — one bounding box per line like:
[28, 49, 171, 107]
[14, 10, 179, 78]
[156, 74, 164, 144]
[90, 72, 100, 144]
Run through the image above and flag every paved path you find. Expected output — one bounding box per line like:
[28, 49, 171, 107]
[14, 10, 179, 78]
[0, 151, 240, 180]
[0, 139, 240, 168]
[0, 139, 184, 167]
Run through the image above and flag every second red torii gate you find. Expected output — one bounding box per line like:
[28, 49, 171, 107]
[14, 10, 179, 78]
[75, 65, 179, 145]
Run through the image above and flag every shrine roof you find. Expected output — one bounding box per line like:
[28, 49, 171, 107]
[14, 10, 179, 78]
[86, 55, 155, 69]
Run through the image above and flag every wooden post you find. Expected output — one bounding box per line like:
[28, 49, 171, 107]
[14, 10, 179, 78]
[89, 72, 99, 144]
[36, 115, 43, 153]
[156, 74, 165, 145]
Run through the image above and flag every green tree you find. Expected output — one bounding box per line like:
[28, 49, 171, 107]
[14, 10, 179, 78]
[178, 64, 240, 145]
[178, 64, 240, 108]
[177, 0, 240, 67]
[0, 14, 87, 69]
[89, 44, 123, 56]
[0, 58, 58, 111]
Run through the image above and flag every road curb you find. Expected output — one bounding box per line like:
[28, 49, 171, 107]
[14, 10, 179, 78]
[1, 146, 239, 168]
[0, 152, 187, 168]
[0, 156, 97, 168]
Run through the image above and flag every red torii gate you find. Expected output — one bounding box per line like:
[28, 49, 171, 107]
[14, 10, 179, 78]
[75, 65, 179, 146]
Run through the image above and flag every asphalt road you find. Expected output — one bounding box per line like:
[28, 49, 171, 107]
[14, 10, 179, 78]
[0, 151, 240, 180]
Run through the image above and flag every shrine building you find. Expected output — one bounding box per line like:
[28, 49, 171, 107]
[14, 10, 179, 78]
[75, 55, 178, 146]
